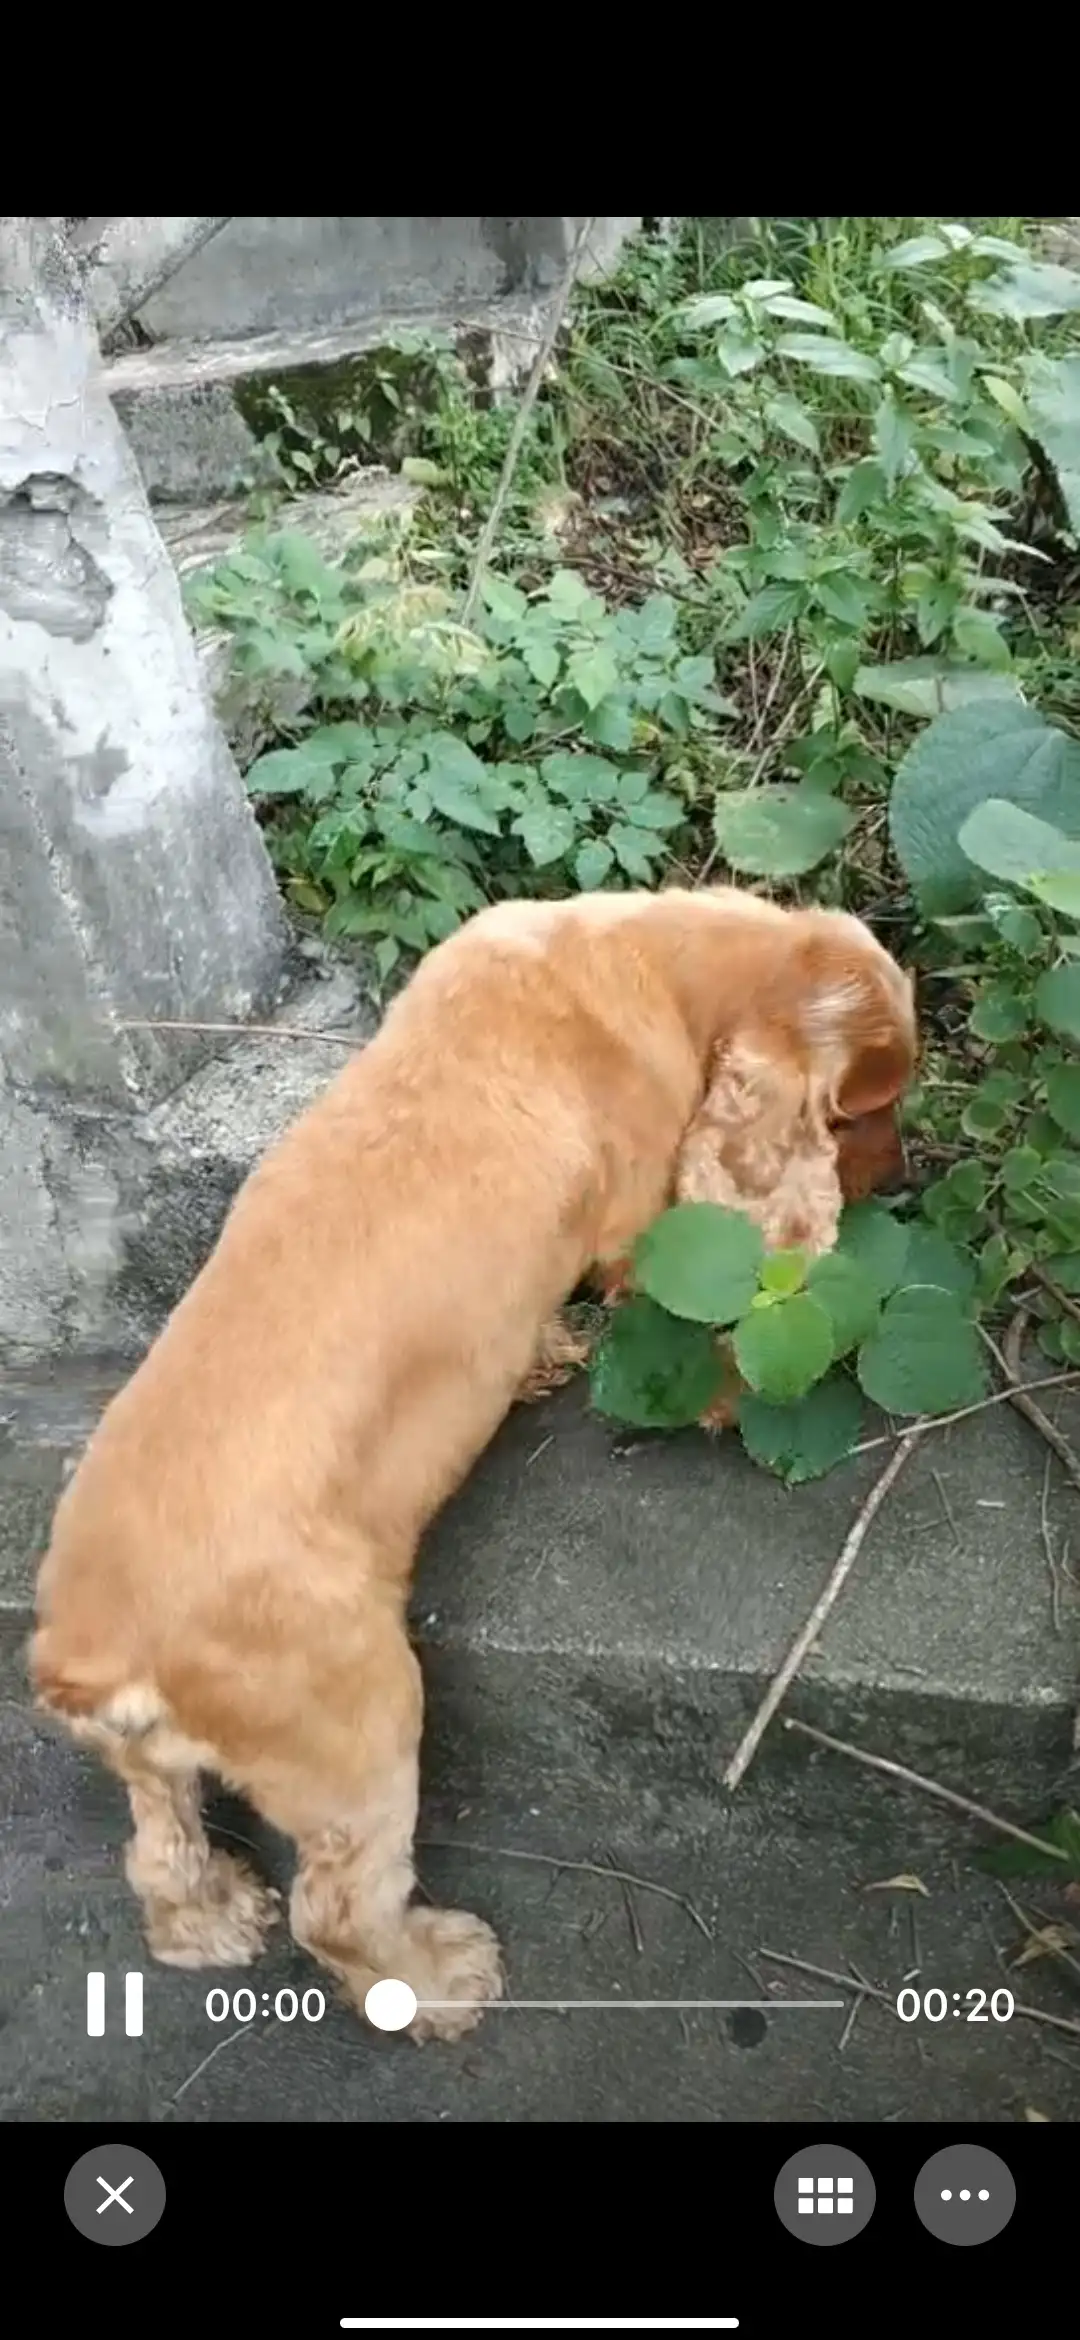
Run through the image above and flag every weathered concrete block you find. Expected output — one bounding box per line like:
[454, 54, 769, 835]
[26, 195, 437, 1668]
[136, 218, 643, 343]
[102, 303, 551, 503]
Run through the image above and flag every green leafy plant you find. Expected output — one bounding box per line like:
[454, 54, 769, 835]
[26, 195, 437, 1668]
[973, 1808, 1080, 1881]
[187, 516, 733, 977]
[589, 1199, 986, 1482]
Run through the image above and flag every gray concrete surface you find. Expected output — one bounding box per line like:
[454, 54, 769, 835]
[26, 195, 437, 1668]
[4, 1704, 1079, 2123]
[135, 219, 643, 343]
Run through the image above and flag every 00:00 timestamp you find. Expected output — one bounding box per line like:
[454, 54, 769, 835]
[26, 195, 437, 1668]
[206, 1987, 327, 2022]
[897, 1988, 1014, 2022]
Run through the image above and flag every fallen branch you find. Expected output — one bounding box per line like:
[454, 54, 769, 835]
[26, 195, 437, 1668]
[722, 1432, 922, 1792]
[853, 1368, 1080, 1455]
[999, 1309, 1080, 1496]
[117, 1016, 357, 1046]
[77, 216, 232, 347]
[461, 217, 597, 628]
[418, 1834, 712, 1940]
[1028, 1259, 1080, 1336]
[782, 1716, 1071, 1864]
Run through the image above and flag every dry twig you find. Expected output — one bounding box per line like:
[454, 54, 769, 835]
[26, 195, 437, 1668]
[782, 1716, 1071, 1864]
[722, 1433, 921, 1791]
[462, 219, 597, 629]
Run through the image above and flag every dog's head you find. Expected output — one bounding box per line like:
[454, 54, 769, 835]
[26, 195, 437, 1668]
[677, 908, 916, 1250]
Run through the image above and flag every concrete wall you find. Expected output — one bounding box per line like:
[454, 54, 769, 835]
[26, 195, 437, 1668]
[139, 218, 644, 341]
[0, 220, 288, 1365]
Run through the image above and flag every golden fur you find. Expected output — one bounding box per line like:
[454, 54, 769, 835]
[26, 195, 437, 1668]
[30, 886, 916, 2041]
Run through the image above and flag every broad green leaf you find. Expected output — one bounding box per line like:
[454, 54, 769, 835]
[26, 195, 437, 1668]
[1044, 1252, 1080, 1292]
[1001, 1144, 1042, 1191]
[775, 334, 881, 383]
[854, 659, 1019, 722]
[763, 295, 839, 330]
[952, 608, 1012, 670]
[972, 261, 1080, 321]
[968, 983, 1029, 1043]
[608, 822, 658, 881]
[590, 1297, 722, 1430]
[480, 574, 528, 622]
[1023, 352, 1080, 535]
[857, 1285, 988, 1415]
[726, 581, 806, 641]
[734, 1292, 835, 1401]
[806, 1253, 883, 1355]
[885, 232, 955, 268]
[423, 734, 502, 834]
[678, 293, 739, 328]
[567, 645, 620, 711]
[512, 804, 576, 867]
[987, 900, 1047, 955]
[759, 1249, 809, 1297]
[633, 1202, 764, 1325]
[521, 632, 561, 689]
[896, 1224, 977, 1310]
[739, 1374, 864, 1484]
[874, 395, 915, 484]
[574, 838, 615, 890]
[958, 798, 1080, 892]
[1030, 870, 1080, 918]
[889, 701, 1080, 918]
[976, 1230, 1015, 1306]
[1046, 1066, 1080, 1138]
[815, 572, 875, 628]
[981, 372, 1031, 430]
[1036, 963, 1080, 1041]
[834, 1201, 910, 1298]
[245, 743, 332, 797]
[541, 752, 620, 806]
[961, 1096, 1008, 1139]
[836, 458, 888, 523]
[763, 393, 821, 454]
[711, 786, 854, 878]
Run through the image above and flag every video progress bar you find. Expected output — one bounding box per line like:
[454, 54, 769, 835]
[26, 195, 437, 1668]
[411, 1998, 843, 2012]
[341, 2322, 740, 2331]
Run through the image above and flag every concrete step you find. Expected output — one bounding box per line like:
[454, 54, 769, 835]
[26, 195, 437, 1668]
[3, 1354, 1078, 1812]
[102, 300, 547, 504]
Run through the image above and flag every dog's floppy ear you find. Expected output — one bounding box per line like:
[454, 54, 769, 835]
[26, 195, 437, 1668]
[676, 1038, 842, 1254]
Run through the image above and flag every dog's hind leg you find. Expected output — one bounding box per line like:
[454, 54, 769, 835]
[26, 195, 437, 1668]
[63, 1696, 280, 1969]
[233, 1614, 503, 2044]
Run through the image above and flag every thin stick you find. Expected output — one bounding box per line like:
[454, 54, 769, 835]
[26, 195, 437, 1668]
[757, 1947, 893, 2010]
[782, 1716, 1071, 1864]
[417, 1835, 713, 1939]
[461, 218, 596, 628]
[722, 1433, 921, 1792]
[1001, 1309, 1080, 1496]
[117, 1017, 358, 1046]
[852, 1369, 1080, 1455]
[1039, 1452, 1066, 1635]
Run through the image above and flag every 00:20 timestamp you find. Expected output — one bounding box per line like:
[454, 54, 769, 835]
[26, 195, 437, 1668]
[896, 1987, 1014, 2022]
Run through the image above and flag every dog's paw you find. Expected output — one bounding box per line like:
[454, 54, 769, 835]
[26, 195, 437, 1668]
[142, 1849, 281, 1969]
[358, 1905, 504, 2044]
[515, 1316, 591, 1404]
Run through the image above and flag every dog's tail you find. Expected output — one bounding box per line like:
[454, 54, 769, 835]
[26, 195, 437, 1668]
[29, 1623, 167, 1741]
